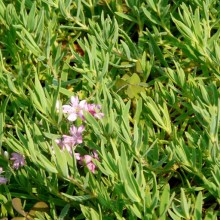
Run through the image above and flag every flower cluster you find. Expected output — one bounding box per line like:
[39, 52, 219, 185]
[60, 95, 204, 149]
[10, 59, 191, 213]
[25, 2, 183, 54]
[59, 96, 104, 121]
[0, 152, 25, 184]
[75, 150, 99, 173]
[56, 96, 103, 173]
[10, 153, 25, 170]
[56, 125, 85, 154]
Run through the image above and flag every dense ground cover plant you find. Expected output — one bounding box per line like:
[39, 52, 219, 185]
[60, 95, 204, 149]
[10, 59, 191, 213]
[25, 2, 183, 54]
[0, 0, 219, 219]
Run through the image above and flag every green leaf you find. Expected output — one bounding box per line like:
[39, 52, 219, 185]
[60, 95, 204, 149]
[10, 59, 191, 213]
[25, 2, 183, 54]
[172, 15, 197, 42]
[121, 40, 131, 60]
[180, 188, 190, 219]
[34, 73, 47, 113]
[80, 205, 102, 220]
[122, 73, 145, 98]
[15, 26, 43, 57]
[146, 0, 157, 12]
[62, 194, 93, 202]
[128, 204, 142, 218]
[144, 29, 168, 67]
[115, 12, 137, 23]
[27, 2, 36, 31]
[84, 111, 105, 139]
[142, 7, 160, 25]
[159, 184, 170, 217]
[59, 204, 70, 219]
[168, 210, 181, 220]
[194, 192, 203, 219]
[0, 113, 4, 150]
[134, 98, 142, 122]
[53, 144, 69, 178]
[38, 154, 58, 174]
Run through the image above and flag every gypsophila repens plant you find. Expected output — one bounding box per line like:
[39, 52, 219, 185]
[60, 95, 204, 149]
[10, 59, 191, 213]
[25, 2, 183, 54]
[0, 0, 219, 219]
[55, 96, 104, 173]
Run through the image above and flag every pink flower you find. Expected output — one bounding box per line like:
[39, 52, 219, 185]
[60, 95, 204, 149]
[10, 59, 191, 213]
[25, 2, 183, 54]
[92, 150, 99, 160]
[56, 136, 75, 154]
[10, 153, 25, 169]
[62, 96, 87, 121]
[74, 153, 81, 160]
[69, 125, 85, 144]
[0, 177, 7, 184]
[79, 151, 99, 173]
[61, 96, 104, 121]
[56, 125, 85, 154]
[86, 104, 104, 119]
[85, 160, 96, 173]
[80, 155, 96, 173]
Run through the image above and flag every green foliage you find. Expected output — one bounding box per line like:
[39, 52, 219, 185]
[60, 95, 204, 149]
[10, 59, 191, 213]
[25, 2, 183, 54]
[0, 0, 220, 219]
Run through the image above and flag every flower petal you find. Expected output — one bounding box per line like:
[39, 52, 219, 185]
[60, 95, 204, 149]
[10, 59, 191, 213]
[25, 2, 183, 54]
[86, 162, 96, 173]
[67, 113, 77, 121]
[78, 125, 85, 133]
[0, 177, 7, 184]
[70, 96, 79, 106]
[62, 105, 73, 113]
